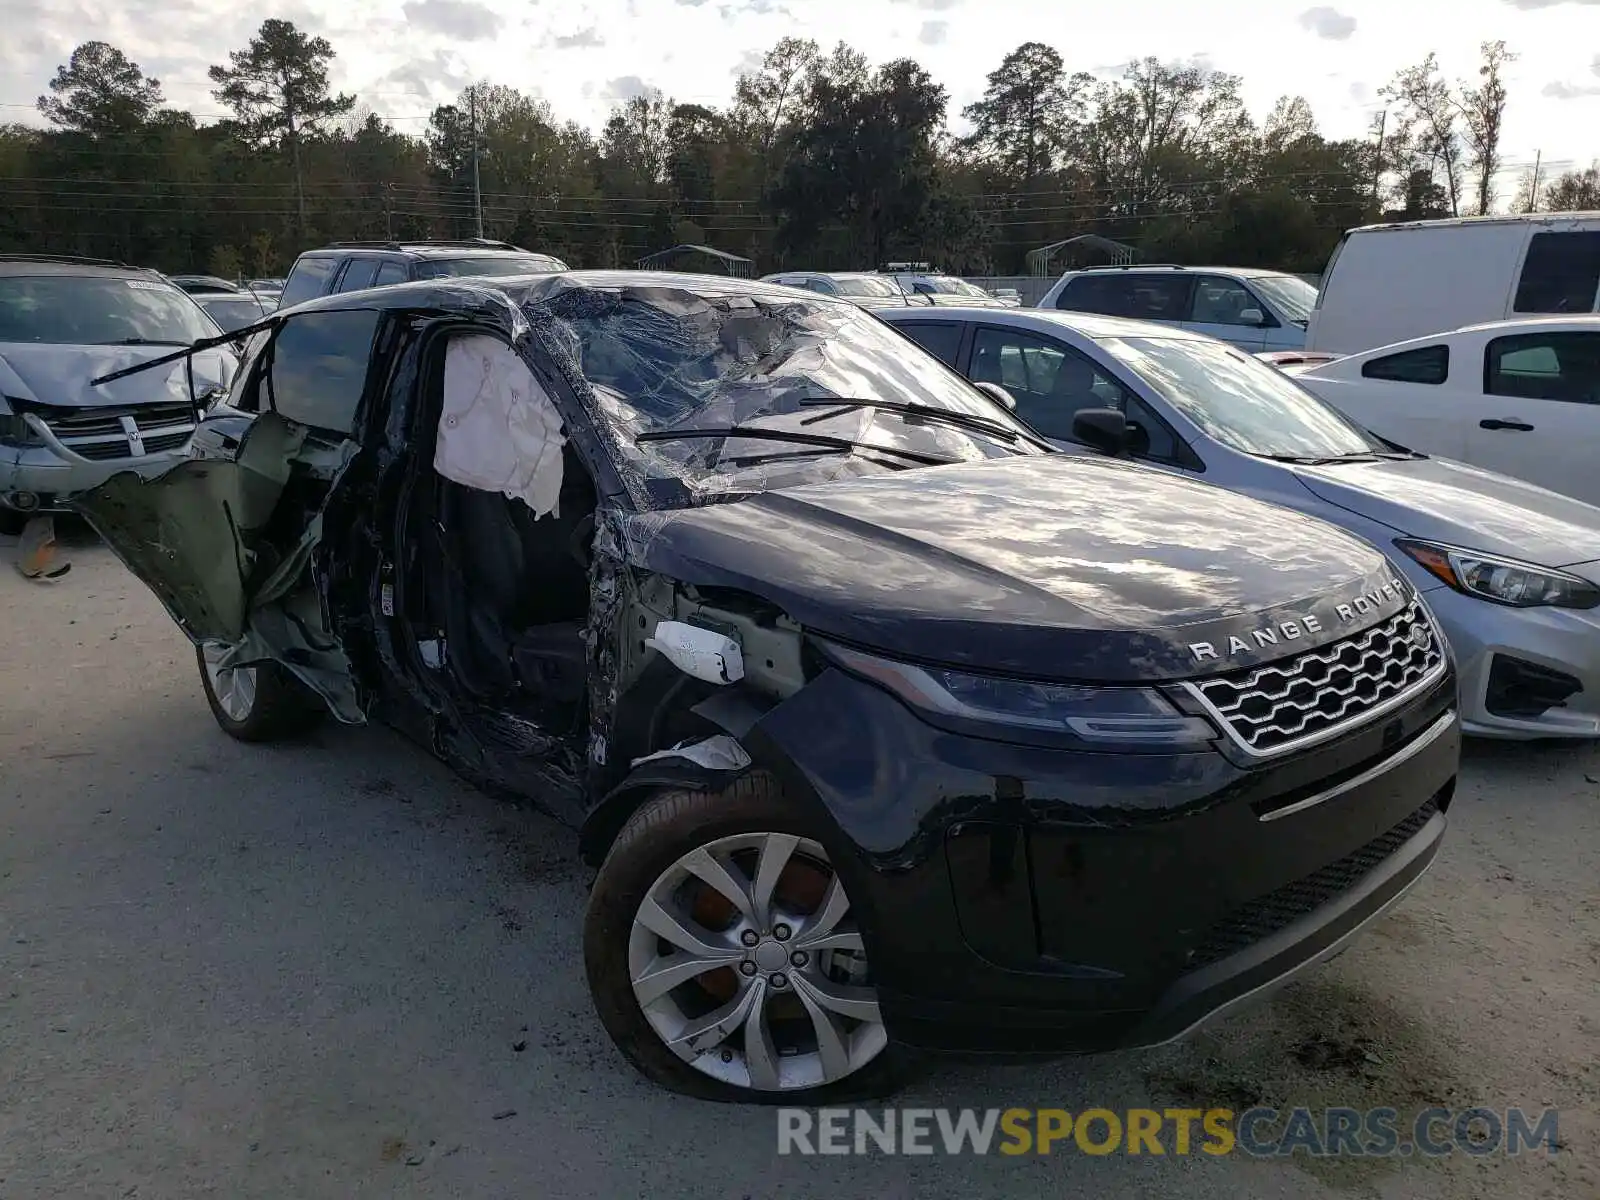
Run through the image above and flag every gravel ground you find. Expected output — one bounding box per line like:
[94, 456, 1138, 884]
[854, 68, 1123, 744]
[1, 531, 1595, 1200]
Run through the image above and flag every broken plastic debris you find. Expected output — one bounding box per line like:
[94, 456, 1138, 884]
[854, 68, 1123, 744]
[645, 620, 744, 684]
[434, 334, 566, 518]
[15, 515, 69, 580]
[632, 734, 752, 772]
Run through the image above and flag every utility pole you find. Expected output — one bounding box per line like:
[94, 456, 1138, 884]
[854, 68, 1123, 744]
[1526, 149, 1542, 213]
[470, 85, 484, 239]
[1370, 108, 1387, 208]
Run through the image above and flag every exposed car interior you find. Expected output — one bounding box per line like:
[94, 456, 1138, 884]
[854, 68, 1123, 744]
[408, 331, 599, 730]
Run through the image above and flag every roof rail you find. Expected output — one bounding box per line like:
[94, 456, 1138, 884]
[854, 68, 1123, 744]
[0, 252, 132, 268]
[323, 238, 525, 252]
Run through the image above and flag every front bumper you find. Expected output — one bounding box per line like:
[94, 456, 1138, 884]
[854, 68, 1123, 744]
[1423, 582, 1600, 739]
[751, 662, 1458, 1056]
[1, 442, 185, 513]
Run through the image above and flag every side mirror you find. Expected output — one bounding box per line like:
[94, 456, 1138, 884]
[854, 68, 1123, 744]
[1238, 307, 1266, 326]
[1072, 407, 1131, 455]
[972, 381, 1017, 410]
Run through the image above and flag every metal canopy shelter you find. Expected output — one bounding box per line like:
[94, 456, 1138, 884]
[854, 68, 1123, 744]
[633, 244, 754, 277]
[1025, 234, 1138, 277]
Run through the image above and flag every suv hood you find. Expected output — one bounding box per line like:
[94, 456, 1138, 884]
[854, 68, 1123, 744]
[627, 455, 1408, 683]
[1290, 456, 1600, 569]
[0, 343, 235, 410]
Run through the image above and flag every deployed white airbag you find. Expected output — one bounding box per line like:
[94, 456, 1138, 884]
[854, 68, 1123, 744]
[435, 334, 566, 517]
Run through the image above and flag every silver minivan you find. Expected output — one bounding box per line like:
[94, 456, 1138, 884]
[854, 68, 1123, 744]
[1037, 265, 1317, 352]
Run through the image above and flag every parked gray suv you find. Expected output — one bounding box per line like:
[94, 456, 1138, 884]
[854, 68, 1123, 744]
[0, 254, 236, 530]
[278, 239, 568, 309]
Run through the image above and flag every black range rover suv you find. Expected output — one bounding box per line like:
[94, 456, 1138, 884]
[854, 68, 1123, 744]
[76, 271, 1459, 1101]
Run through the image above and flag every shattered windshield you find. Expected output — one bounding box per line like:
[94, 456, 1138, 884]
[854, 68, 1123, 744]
[524, 280, 1043, 507]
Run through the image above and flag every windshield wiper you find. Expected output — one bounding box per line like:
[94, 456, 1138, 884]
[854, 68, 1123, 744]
[636, 425, 959, 466]
[796, 396, 1046, 449]
[100, 338, 193, 347]
[89, 314, 278, 387]
[1261, 451, 1388, 465]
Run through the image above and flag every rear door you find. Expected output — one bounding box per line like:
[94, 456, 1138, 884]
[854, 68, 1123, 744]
[1057, 272, 1194, 329]
[1298, 340, 1469, 461]
[1183, 274, 1272, 350]
[73, 309, 386, 716]
[1463, 328, 1600, 504]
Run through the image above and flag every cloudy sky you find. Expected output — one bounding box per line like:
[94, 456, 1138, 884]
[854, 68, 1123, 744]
[3, 0, 1597, 185]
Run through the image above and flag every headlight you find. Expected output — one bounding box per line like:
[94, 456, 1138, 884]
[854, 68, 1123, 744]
[1396, 539, 1600, 610]
[824, 643, 1217, 749]
[0, 411, 43, 447]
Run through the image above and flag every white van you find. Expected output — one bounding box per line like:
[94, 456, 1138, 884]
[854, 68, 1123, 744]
[1307, 211, 1600, 354]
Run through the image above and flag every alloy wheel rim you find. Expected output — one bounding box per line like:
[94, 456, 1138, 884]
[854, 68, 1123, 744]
[627, 831, 886, 1092]
[202, 643, 258, 722]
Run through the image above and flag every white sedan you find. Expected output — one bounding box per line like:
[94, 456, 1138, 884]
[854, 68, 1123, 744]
[1288, 317, 1600, 507]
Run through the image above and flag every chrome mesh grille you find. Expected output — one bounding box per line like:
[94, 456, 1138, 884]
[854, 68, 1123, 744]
[1184, 600, 1445, 757]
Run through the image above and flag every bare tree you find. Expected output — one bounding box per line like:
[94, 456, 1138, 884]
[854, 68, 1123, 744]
[731, 37, 820, 189]
[1381, 53, 1463, 217]
[1457, 41, 1515, 215]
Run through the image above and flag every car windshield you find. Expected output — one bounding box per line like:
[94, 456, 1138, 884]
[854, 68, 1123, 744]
[0, 275, 219, 345]
[418, 255, 565, 279]
[1246, 273, 1318, 326]
[1100, 335, 1390, 459]
[530, 279, 1042, 505]
[832, 276, 899, 298]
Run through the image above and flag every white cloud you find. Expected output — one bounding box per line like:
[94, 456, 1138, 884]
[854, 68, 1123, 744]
[401, 0, 503, 41]
[1543, 78, 1600, 98]
[551, 27, 606, 49]
[918, 20, 947, 45]
[1298, 6, 1357, 39]
[601, 74, 655, 101]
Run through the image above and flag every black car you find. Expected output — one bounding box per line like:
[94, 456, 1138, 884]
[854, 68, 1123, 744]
[76, 271, 1459, 1102]
[277, 238, 568, 309]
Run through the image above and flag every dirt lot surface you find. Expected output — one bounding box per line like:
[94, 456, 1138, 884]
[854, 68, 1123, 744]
[1, 531, 1596, 1199]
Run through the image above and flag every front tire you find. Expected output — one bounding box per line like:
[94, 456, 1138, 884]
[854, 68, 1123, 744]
[196, 643, 324, 742]
[583, 773, 903, 1103]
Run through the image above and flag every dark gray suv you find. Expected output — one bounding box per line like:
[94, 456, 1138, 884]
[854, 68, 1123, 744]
[278, 239, 568, 308]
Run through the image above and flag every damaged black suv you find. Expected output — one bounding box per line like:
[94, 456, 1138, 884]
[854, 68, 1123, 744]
[77, 271, 1460, 1102]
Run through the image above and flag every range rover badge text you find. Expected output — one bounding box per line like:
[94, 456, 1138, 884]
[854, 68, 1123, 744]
[1188, 579, 1408, 664]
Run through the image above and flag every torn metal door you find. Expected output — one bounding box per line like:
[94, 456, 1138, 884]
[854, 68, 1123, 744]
[74, 409, 365, 720]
